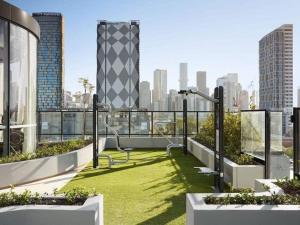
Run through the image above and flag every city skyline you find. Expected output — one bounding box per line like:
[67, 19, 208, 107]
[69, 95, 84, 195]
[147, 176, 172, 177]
[8, 0, 300, 105]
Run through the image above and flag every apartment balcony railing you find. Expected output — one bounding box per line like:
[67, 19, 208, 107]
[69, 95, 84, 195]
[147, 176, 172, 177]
[37, 110, 213, 142]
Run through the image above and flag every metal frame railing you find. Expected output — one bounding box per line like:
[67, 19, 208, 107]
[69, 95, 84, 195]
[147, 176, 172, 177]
[37, 110, 213, 141]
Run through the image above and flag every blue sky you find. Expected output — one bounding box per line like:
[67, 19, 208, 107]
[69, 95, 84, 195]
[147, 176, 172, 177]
[9, 0, 300, 104]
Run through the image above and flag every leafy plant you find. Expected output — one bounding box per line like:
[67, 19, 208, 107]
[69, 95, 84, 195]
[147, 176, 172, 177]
[0, 139, 92, 164]
[194, 113, 254, 165]
[276, 177, 300, 196]
[0, 187, 97, 208]
[63, 187, 94, 205]
[204, 192, 300, 205]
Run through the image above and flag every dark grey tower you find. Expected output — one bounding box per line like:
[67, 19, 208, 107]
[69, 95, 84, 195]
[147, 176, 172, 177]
[97, 20, 139, 109]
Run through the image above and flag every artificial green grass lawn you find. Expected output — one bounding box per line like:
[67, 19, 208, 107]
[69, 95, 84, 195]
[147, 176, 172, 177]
[60, 149, 213, 225]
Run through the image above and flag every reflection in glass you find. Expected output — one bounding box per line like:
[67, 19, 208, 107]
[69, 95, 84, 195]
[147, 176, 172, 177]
[0, 19, 7, 155]
[9, 24, 37, 153]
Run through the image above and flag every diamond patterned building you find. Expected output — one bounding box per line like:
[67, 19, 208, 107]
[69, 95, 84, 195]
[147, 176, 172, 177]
[97, 20, 139, 109]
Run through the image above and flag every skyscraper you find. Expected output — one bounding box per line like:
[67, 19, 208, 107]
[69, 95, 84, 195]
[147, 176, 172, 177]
[196, 71, 210, 111]
[239, 90, 249, 110]
[168, 89, 177, 111]
[153, 69, 167, 111]
[32, 12, 64, 110]
[259, 24, 293, 134]
[139, 81, 151, 110]
[97, 20, 139, 109]
[179, 63, 188, 90]
[217, 73, 241, 112]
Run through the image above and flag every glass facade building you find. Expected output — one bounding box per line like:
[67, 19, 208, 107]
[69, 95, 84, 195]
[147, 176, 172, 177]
[0, 1, 40, 156]
[32, 13, 64, 110]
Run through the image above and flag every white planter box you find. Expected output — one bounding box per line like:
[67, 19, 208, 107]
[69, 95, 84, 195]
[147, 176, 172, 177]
[0, 195, 103, 225]
[0, 140, 106, 189]
[187, 193, 300, 225]
[255, 179, 284, 194]
[188, 138, 264, 188]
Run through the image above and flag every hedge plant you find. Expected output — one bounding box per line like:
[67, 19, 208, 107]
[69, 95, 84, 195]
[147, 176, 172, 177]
[0, 139, 92, 164]
[194, 113, 254, 165]
[0, 187, 96, 208]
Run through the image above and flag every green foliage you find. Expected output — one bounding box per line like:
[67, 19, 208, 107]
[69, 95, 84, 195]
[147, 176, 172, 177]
[276, 177, 300, 195]
[228, 184, 254, 193]
[205, 192, 300, 205]
[195, 113, 254, 165]
[0, 139, 91, 164]
[0, 187, 96, 208]
[63, 187, 94, 205]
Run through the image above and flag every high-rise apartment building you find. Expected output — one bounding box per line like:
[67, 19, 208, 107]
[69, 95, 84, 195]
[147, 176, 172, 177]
[196, 71, 210, 111]
[259, 24, 293, 134]
[32, 13, 64, 110]
[153, 69, 167, 111]
[239, 90, 249, 110]
[168, 89, 177, 111]
[97, 20, 139, 109]
[139, 81, 151, 110]
[179, 63, 188, 90]
[217, 73, 241, 112]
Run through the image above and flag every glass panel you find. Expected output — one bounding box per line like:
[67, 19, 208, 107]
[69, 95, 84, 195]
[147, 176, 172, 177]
[187, 112, 197, 135]
[85, 112, 93, 135]
[62, 112, 83, 135]
[39, 135, 61, 143]
[241, 111, 265, 160]
[40, 112, 61, 135]
[270, 112, 290, 179]
[176, 112, 183, 135]
[23, 34, 37, 152]
[0, 19, 7, 156]
[107, 112, 129, 135]
[130, 111, 151, 135]
[198, 112, 212, 133]
[97, 112, 107, 136]
[153, 112, 174, 135]
[10, 24, 37, 153]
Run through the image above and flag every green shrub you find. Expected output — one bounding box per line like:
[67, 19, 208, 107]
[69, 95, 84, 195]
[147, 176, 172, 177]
[276, 177, 300, 195]
[0, 187, 97, 208]
[0, 139, 92, 164]
[195, 113, 254, 165]
[204, 192, 300, 205]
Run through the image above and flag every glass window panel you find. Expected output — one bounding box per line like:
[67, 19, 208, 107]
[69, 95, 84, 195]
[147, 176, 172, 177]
[241, 111, 265, 160]
[270, 111, 290, 179]
[62, 112, 83, 135]
[176, 112, 183, 135]
[153, 112, 174, 135]
[107, 112, 129, 135]
[0, 19, 7, 156]
[187, 112, 197, 135]
[40, 112, 61, 135]
[10, 24, 37, 153]
[130, 111, 151, 135]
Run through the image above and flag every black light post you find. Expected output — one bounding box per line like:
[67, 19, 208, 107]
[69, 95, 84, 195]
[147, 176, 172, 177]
[93, 94, 98, 168]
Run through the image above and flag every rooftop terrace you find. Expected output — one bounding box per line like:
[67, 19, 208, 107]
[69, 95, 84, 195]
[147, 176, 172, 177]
[61, 149, 212, 225]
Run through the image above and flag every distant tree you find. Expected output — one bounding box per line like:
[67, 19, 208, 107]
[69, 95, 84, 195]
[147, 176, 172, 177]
[78, 77, 95, 139]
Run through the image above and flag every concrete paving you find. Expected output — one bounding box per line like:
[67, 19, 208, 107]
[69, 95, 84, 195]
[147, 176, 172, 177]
[0, 164, 86, 194]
